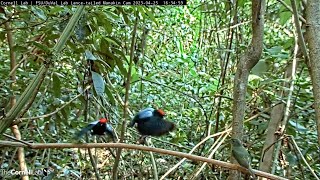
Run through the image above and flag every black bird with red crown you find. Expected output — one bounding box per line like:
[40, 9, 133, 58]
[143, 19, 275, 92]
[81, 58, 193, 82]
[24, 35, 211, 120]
[129, 108, 175, 137]
[75, 118, 116, 142]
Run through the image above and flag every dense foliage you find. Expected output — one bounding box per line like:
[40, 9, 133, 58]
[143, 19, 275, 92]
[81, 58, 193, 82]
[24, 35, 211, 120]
[0, 1, 318, 179]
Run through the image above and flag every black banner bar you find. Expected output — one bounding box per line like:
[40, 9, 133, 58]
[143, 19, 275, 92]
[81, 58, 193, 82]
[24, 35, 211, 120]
[0, 0, 186, 6]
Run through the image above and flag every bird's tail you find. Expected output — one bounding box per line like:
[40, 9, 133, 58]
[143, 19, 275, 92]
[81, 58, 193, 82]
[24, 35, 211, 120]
[74, 126, 92, 139]
[73, 124, 94, 140]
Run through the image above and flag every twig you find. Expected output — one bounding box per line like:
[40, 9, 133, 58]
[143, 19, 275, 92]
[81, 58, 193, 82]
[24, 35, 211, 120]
[88, 148, 101, 180]
[160, 130, 230, 179]
[16, 86, 91, 122]
[288, 136, 320, 180]
[272, 7, 299, 172]
[2, 133, 32, 147]
[277, 0, 306, 23]
[146, 138, 159, 180]
[290, 0, 309, 64]
[161, 104, 277, 180]
[138, 78, 209, 121]
[191, 133, 229, 179]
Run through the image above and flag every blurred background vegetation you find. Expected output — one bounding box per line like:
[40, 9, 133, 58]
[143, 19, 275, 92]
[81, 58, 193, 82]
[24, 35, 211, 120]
[0, 1, 318, 179]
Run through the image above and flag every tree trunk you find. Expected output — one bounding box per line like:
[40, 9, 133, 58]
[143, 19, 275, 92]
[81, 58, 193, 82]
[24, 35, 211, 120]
[306, 0, 320, 145]
[230, 0, 266, 179]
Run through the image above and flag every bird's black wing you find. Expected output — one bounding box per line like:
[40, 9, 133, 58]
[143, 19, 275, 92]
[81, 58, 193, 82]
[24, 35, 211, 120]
[74, 123, 97, 139]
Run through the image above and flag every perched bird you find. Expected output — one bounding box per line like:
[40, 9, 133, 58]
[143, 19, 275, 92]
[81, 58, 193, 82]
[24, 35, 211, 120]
[231, 138, 256, 179]
[75, 118, 116, 142]
[129, 108, 175, 136]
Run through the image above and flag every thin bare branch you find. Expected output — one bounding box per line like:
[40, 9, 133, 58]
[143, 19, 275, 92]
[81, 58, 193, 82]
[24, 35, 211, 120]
[0, 141, 288, 180]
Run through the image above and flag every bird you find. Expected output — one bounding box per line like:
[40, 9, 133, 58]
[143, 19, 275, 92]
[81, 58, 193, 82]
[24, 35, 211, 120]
[129, 107, 175, 137]
[75, 118, 116, 142]
[231, 138, 256, 179]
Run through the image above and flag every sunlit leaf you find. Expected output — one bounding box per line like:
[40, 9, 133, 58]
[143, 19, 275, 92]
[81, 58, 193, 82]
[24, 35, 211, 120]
[85, 50, 97, 60]
[31, 7, 47, 20]
[289, 120, 307, 132]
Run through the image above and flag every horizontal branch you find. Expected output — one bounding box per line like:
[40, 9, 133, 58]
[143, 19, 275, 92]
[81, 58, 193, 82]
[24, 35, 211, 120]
[0, 141, 287, 180]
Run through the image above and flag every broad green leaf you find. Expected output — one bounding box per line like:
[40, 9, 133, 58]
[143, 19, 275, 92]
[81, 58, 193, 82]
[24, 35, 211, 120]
[0, 13, 6, 20]
[105, 86, 115, 105]
[249, 74, 263, 81]
[32, 42, 50, 53]
[107, 36, 121, 46]
[112, 48, 127, 63]
[52, 73, 61, 97]
[92, 71, 105, 97]
[105, 36, 120, 46]
[114, 54, 127, 76]
[279, 11, 291, 25]
[251, 60, 268, 76]
[13, 45, 28, 53]
[266, 46, 282, 55]
[60, 108, 68, 123]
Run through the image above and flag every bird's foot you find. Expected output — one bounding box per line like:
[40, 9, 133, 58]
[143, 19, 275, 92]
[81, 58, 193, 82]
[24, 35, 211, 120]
[137, 135, 148, 144]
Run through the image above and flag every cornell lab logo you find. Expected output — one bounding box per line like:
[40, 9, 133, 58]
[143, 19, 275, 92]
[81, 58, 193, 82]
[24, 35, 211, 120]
[0, 168, 53, 177]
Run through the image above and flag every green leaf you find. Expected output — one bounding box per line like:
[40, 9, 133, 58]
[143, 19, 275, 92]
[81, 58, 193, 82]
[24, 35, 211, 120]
[251, 60, 268, 76]
[92, 71, 105, 97]
[52, 73, 61, 97]
[60, 108, 68, 122]
[105, 86, 115, 105]
[13, 45, 28, 53]
[96, 12, 113, 34]
[105, 36, 120, 46]
[279, 11, 291, 25]
[287, 152, 298, 167]
[144, 8, 158, 26]
[112, 48, 127, 63]
[31, 7, 47, 20]
[238, 0, 245, 6]
[50, 6, 65, 14]
[105, 11, 119, 20]
[32, 42, 50, 53]
[266, 46, 282, 55]
[115, 57, 127, 76]
[189, 68, 197, 77]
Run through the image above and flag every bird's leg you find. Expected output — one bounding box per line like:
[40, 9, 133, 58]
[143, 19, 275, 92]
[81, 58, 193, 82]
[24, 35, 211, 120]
[100, 136, 116, 158]
[138, 135, 148, 144]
